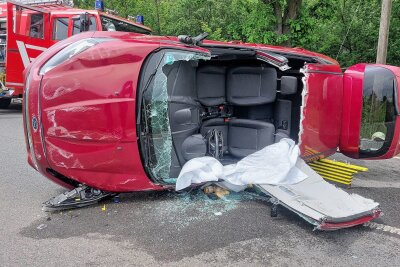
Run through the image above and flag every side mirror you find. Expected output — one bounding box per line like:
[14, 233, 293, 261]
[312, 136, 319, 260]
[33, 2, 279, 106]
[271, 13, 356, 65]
[80, 13, 90, 32]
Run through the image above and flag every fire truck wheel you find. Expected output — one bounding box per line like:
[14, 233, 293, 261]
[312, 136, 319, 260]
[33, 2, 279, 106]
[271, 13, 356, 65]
[0, 99, 11, 109]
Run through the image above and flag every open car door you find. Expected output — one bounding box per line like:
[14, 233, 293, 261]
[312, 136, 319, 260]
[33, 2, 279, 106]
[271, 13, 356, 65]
[340, 63, 400, 159]
[6, 1, 50, 90]
[255, 63, 386, 230]
[256, 159, 380, 230]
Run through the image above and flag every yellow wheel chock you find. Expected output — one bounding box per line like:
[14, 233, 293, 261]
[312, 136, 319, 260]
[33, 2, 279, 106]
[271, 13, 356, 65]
[308, 158, 368, 187]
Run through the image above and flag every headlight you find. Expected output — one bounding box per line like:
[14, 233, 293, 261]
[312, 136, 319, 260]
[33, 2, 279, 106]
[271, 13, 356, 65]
[24, 72, 39, 170]
[39, 38, 113, 75]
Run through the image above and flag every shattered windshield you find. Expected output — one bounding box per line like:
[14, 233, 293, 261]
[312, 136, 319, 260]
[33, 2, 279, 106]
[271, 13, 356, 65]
[141, 51, 210, 181]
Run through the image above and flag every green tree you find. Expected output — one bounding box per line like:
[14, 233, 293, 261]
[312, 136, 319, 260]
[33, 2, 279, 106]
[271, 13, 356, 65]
[75, 0, 400, 67]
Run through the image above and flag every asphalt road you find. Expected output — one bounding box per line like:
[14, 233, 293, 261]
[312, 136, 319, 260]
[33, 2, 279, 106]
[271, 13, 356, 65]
[1, 104, 400, 266]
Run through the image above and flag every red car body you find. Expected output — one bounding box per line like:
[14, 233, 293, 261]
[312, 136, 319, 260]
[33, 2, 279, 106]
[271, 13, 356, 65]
[23, 31, 400, 192]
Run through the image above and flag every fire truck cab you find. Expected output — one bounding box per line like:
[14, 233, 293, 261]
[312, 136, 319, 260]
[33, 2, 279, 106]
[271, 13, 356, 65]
[0, 0, 151, 108]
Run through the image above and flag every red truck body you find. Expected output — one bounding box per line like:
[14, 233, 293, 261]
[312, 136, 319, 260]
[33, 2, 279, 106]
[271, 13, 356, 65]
[0, 0, 151, 107]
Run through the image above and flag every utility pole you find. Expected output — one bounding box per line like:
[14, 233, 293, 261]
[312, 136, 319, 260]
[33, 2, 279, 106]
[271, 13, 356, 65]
[376, 0, 392, 64]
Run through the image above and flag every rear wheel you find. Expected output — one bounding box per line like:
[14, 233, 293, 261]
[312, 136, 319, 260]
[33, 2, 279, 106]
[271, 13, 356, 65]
[0, 98, 11, 109]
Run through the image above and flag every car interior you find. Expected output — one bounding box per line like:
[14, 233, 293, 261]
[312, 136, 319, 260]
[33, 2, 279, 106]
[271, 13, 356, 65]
[163, 47, 309, 178]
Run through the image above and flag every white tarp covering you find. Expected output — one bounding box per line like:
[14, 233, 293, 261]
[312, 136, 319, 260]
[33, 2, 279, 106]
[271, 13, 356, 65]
[176, 139, 308, 191]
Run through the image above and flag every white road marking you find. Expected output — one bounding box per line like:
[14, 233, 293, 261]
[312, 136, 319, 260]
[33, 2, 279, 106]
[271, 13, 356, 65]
[363, 222, 400, 236]
[352, 178, 400, 188]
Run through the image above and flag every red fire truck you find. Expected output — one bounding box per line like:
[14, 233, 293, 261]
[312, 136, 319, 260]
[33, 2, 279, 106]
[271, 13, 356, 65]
[0, 0, 151, 108]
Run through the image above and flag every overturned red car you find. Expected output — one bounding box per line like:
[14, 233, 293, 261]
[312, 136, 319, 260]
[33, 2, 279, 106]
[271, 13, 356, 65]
[23, 31, 399, 229]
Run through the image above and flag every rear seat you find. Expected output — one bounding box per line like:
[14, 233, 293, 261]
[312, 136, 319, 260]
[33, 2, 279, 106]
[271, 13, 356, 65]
[198, 66, 278, 158]
[225, 66, 277, 157]
[228, 119, 275, 157]
[196, 66, 229, 157]
[184, 65, 298, 161]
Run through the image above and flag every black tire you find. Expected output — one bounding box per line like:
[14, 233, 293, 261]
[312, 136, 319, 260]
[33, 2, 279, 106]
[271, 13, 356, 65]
[0, 98, 11, 109]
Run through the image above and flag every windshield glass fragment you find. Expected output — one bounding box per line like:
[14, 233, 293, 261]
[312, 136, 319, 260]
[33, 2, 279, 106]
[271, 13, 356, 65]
[142, 51, 210, 181]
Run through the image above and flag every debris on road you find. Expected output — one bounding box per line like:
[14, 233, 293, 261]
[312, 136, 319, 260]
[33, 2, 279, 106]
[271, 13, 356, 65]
[113, 195, 121, 203]
[203, 185, 230, 199]
[139, 189, 269, 229]
[42, 185, 114, 212]
[39, 140, 382, 231]
[175, 140, 381, 231]
[36, 224, 47, 230]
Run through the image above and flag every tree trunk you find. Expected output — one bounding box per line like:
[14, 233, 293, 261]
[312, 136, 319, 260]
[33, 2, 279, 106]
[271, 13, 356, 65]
[154, 0, 161, 34]
[273, 1, 283, 35]
[263, 0, 303, 45]
[282, 0, 302, 35]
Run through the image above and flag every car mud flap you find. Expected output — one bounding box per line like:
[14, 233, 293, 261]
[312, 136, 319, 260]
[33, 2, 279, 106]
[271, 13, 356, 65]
[255, 160, 381, 230]
[42, 185, 115, 212]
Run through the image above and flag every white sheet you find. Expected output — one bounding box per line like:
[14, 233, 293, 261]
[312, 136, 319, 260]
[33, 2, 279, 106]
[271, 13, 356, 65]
[175, 139, 308, 191]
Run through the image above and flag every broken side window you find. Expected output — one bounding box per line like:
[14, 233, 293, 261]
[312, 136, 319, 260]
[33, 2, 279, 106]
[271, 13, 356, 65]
[141, 50, 210, 181]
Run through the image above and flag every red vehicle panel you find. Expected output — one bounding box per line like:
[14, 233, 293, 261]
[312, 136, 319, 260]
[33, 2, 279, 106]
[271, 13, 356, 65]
[23, 31, 400, 194]
[40, 43, 159, 191]
[1, 0, 151, 108]
[300, 64, 343, 160]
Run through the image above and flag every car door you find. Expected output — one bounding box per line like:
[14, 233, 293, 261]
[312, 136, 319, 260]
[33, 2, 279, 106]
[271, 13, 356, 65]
[6, 2, 50, 89]
[340, 63, 400, 159]
[298, 63, 344, 161]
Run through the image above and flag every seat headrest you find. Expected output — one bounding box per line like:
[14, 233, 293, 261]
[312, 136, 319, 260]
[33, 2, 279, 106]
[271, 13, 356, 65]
[280, 76, 298, 95]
